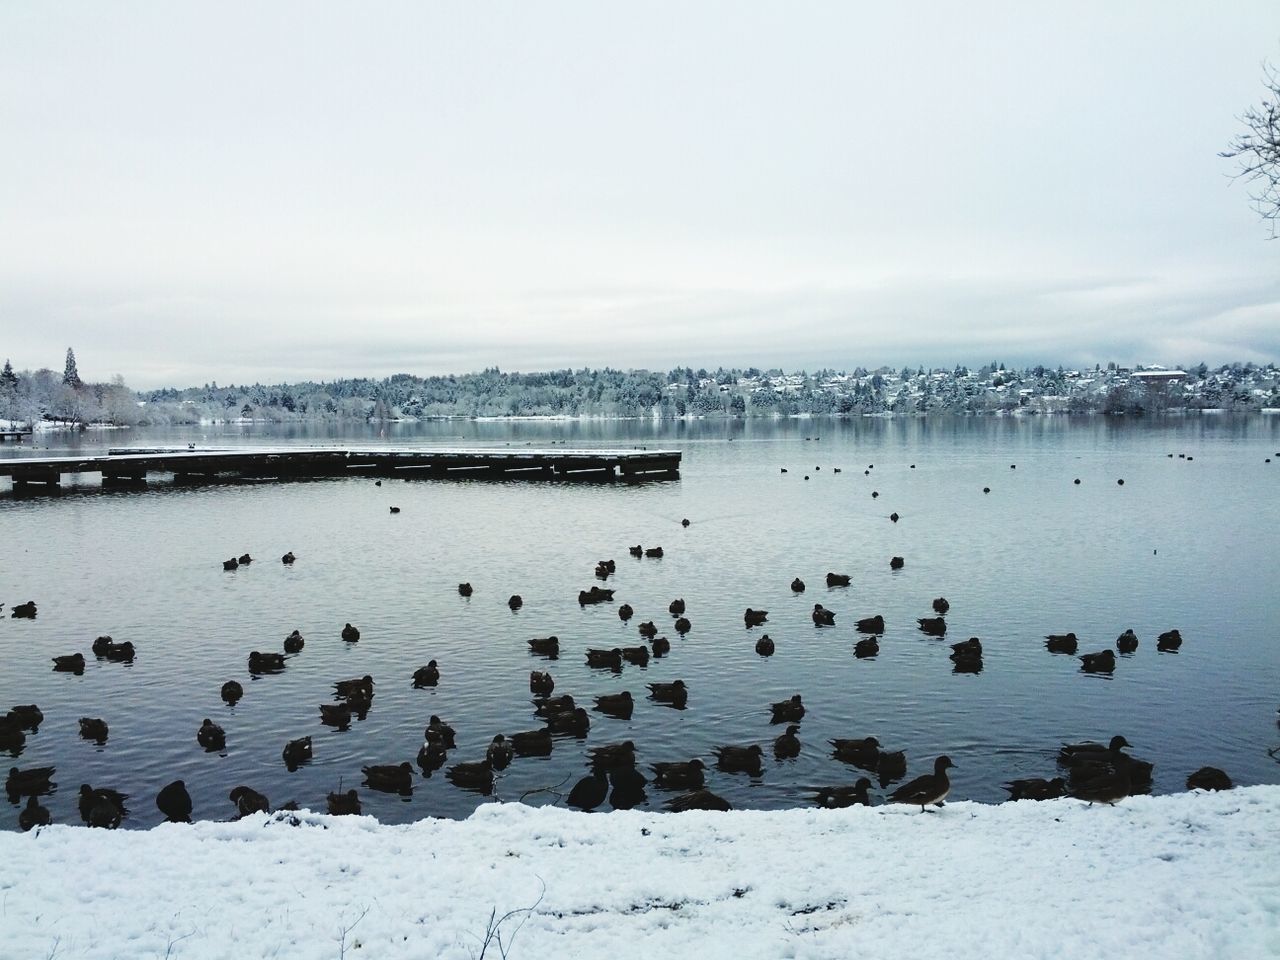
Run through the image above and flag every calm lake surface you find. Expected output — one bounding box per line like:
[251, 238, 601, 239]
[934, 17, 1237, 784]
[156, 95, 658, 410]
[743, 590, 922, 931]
[2, 415, 1278, 828]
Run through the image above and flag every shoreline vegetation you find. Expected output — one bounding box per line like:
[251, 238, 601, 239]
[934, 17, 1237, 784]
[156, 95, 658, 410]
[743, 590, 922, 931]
[1, 355, 1277, 429]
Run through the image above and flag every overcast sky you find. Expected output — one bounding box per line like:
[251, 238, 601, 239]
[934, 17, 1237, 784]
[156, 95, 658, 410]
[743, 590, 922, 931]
[1, 2, 1278, 388]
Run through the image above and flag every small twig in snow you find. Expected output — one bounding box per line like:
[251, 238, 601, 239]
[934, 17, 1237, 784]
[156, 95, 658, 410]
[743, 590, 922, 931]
[474, 877, 546, 960]
[337, 905, 371, 960]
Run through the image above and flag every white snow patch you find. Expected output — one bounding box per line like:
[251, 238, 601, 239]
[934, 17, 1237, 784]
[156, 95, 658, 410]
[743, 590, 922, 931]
[2, 788, 1277, 960]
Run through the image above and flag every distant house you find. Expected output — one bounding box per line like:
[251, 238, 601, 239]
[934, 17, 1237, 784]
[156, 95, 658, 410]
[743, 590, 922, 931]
[1131, 370, 1187, 383]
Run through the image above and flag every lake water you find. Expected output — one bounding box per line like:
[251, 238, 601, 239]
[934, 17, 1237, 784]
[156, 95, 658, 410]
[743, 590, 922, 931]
[2, 415, 1278, 828]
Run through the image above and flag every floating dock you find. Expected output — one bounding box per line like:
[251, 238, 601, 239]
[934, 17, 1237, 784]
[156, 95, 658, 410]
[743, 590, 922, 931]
[0, 447, 681, 488]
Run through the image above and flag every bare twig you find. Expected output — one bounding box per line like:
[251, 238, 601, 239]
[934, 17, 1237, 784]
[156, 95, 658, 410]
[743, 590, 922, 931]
[474, 878, 546, 960]
[336, 905, 371, 960]
[162, 930, 196, 959]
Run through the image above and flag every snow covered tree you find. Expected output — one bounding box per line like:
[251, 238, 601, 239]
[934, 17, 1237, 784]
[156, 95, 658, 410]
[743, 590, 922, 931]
[63, 348, 81, 387]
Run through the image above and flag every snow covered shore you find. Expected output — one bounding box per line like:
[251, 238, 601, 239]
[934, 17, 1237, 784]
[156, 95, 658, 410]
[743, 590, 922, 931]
[4, 787, 1278, 960]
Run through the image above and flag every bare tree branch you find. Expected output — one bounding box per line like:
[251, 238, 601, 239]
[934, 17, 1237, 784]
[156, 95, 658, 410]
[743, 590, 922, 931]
[1222, 62, 1280, 236]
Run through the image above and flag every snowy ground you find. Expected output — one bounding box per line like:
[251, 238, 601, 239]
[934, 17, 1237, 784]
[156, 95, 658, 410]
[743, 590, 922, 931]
[3, 787, 1278, 960]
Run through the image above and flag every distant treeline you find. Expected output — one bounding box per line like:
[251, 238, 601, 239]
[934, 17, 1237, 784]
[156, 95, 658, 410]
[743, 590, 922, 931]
[1, 356, 1276, 426]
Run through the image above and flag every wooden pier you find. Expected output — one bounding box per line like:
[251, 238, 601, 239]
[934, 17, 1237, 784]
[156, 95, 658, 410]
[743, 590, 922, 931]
[0, 446, 681, 489]
[0, 427, 33, 442]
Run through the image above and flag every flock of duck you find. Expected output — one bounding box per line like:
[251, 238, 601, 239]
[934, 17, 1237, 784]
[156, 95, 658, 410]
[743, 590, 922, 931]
[2, 452, 1248, 831]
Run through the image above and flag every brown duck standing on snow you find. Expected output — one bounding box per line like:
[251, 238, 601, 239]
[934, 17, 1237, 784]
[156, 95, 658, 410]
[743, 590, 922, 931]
[890, 756, 955, 811]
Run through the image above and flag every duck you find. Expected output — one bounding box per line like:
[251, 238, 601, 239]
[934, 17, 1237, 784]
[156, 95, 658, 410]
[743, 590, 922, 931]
[890, 512, 900, 523]
[341, 623, 361, 642]
[593, 691, 634, 719]
[1157, 629, 1183, 652]
[249, 651, 286, 673]
[774, 725, 802, 759]
[890, 756, 955, 811]
[530, 670, 555, 696]
[1186, 766, 1233, 791]
[417, 738, 449, 773]
[412, 661, 441, 688]
[197, 718, 226, 751]
[1069, 760, 1132, 806]
[889, 556, 905, 570]
[812, 604, 836, 627]
[621, 645, 650, 666]
[651, 635, 672, 656]
[587, 741, 637, 771]
[334, 675, 374, 699]
[609, 766, 648, 810]
[11, 600, 37, 619]
[229, 785, 270, 817]
[481, 735, 514, 771]
[950, 637, 982, 658]
[510, 728, 554, 757]
[578, 587, 615, 605]
[826, 573, 851, 588]
[327, 790, 362, 815]
[1116, 629, 1138, 653]
[876, 750, 908, 785]
[637, 621, 658, 639]
[629, 544, 644, 557]
[674, 617, 691, 635]
[237, 553, 253, 565]
[811, 778, 873, 808]
[916, 617, 946, 637]
[8, 705, 43, 731]
[528, 635, 560, 656]
[92, 635, 115, 656]
[617, 603, 634, 621]
[1058, 735, 1133, 767]
[932, 598, 950, 614]
[532, 694, 575, 718]
[79, 717, 109, 743]
[155, 780, 193, 823]
[446, 759, 494, 794]
[282, 736, 313, 768]
[1080, 649, 1116, 673]
[755, 634, 776, 657]
[1004, 777, 1067, 801]
[283, 630, 305, 653]
[19, 794, 52, 830]
[713, 744, 765, 776]
[644, 547, 664, 558]
[647, 679, 688, 708]
[281, 551, 296, 564]
[667, 789, 732, 812]
[855, 614, 885, 634]
[52, 653, 85, 674]
[362, 761, 414, 793]
[102, 640, 136, 662]
[681, 518, 691, 527]
[854, 637, 880, 659]
[585, 648, 624, 670]
[424, 715, 457, 748]
[223, 558, 239, 571]
[770, 694, 805, 723]
[829, 737, 881, 770]
[457, 582, 473, 597]
[6, 765, 55, 799]
[744, 608, 768, 627]
[545, 707, 591, 736]
[791, 578, 806, 593]
[0, 723, 25, 753]
[598, 559, 617, 573]
[319, 702, 353, 729]
[508, 594, 523, 610]
[650, 758, 706, 790]
[79, 784, 128, 828]
[1044, 632, 1078, 654]
[594, 563, 612, 581]
[567, 769, 609, 811]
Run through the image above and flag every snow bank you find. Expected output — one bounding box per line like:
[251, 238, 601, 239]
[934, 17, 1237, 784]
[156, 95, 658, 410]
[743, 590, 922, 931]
[4, 788, 1278, 960]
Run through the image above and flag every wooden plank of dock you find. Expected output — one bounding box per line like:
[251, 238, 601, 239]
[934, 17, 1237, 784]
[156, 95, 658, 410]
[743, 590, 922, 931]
[0, 446, 681, 487]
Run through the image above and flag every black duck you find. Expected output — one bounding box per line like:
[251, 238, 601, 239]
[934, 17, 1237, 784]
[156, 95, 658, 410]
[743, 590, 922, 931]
[650, 758, 705, 790]
[156, 780, 193, 823]
[770, 694, 805, 723]
[890, 756, 955, 811]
